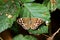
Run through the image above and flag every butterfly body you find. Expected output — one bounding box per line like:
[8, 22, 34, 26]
[17, 18, 44, 30]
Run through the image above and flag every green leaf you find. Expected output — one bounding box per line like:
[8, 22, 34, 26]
[43, 0, 50, 6]
[13, 34, 37, 40]
[21, 3, 50, 21]
[28, 25, 48, 34]
[47, 1, 57, 11]
[56, 0, 60, 9]
[20, 3, 50, 34]
[0, 1, 20, 33]
[20, 0, 35, 3]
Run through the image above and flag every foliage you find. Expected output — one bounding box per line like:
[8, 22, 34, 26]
[0, 0, 60, 40]
[56, 0, 60, 9]
[19, 0, 50, 34]
[21, 3, 50, 21]
[0, 0, 50, 34]
[28, 25, 48, 34]
[13, 34, 37, 40]
[20, 0, 35, 3]
[0, 0, 20, 33]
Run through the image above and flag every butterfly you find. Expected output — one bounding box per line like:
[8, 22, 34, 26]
[17, 18, 44, 30]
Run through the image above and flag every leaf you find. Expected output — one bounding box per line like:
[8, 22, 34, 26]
[47, 0, 57, 11]
[21, 3, 50, 21]
[28, 25, 48, 34]
[0, 0, 7, 5]
[19, 3, 50, 34]
[56, 0, 60, 9]
[43, 0, 50, 6]
[13, 34, 37, 40]
[20, 0, 35, 3]
[0, 1, 20, 33]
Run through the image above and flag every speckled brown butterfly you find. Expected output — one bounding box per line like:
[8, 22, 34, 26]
[17, 18, 44, 30]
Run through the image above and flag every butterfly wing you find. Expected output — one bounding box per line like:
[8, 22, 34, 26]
[30, 18, 44, 30]
[17, 18, 44, 30]
[17, 18, 30, 30]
